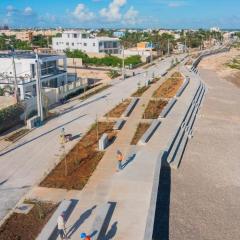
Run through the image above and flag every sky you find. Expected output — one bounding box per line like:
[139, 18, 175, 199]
[0, 0, 240, 29]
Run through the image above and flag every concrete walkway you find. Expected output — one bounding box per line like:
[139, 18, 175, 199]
[46, 69, 175, 240]
[0, 55, 185, 223]
[160, 68, 240, 240]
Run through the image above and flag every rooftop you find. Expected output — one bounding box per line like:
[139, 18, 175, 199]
[0, 52, 62, 60]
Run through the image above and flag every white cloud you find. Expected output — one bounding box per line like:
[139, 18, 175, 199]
[123, 6, 138, 25]
[72, 3, 95, 21]
[6, 5, 15, 17]
[100, 0, 126, 22]
[23, 6, 33, 16]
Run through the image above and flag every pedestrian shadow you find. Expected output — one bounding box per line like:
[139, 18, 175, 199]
[0, 114, 86, 157]
[121, 153, 136, 169]
[70, 133, 81, 141]
[67, 205, 97, 238]
[102, 221, 118, 240]
[152, 160, 171, 240]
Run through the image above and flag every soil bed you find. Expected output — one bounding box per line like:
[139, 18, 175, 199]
[131, 123, 151, 145]
[40, 122, 115, 190]
[153, 72, 184, 98]
[5, 129, 30, 142]
[0, 201, 56, 240]
[143, 100, 168, 119]
[131, 86, 150, 97]
[105, 99, 131, 118]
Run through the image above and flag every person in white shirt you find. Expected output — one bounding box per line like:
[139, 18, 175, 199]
[57, 212, 66, 240]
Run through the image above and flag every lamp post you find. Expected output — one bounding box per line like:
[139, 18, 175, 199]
[122, 46, 125, 80]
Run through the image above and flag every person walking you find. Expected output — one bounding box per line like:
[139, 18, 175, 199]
[57, 211, 67, 240]
[116, 150, 123, 172]
[80, 232, 91, 240]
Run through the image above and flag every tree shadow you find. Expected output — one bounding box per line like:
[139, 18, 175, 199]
[152, 160, 171, 240]
[67, 205, 97, 238]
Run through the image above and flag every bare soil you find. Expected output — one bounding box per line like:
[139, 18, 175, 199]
[40, 122, 115, 190]
[5, 129, 30, 142]
[143, 100, 168, 119]
[131, 123, 151, 145]
[106, 99, 131, 118]
[199, 49, 240, 88]
[131, 86, 150, 97]
[0, 201, 56, 240]
[153, 72, 184, 98]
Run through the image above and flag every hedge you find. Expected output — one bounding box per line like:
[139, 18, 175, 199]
[0, 103, 24, 134]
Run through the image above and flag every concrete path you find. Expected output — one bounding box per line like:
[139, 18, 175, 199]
[158, 68, 240, 240]
[0, 55, 185, 223]
[48, 67, 175, 240]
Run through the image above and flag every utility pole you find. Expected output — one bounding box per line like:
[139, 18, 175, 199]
[11, 49, 19, 103]
[122, 46, 125, 80]
[35, 54, 44, 122]
[184, 38, 187, 53]
[167, 39, 170, 56]
[150, 41, 153, 62]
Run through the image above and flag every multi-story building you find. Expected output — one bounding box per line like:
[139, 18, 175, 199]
[0, 52, 67, 100]
[52, 31, 121, 54]
[0, 30, 33, 42]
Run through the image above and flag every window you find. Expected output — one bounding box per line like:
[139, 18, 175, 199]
[72, 43, 74, 46]
[93, 43, 95, 47]
[67, 34, 70, 38]
[73, 34, 77, 38]
[113, 42, 117, 48]
[84, 43, 87, 46]
[66, 42, 69, 46]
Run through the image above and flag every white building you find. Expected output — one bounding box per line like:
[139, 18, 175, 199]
[0, 52, 68, 100]
[52, 31, 121, 54]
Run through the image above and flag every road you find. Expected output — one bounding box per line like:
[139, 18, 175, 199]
[0, 55, 185, 222]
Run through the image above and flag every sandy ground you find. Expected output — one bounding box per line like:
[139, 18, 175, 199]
[164, 65, 240, 239]
[0, 96, 16, 110]
[199, 48, 240, 88]
[67, 67, 112, 84]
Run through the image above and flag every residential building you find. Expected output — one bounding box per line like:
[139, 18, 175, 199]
[0, 30, 33, 42]
[113, 31, 125, 38]
[0, 52, 67, 100]
[137, 42, 154, 50]
[52, 31, 121, 54]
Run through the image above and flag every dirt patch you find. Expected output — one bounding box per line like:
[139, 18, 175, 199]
[143, 100, 168, 119]
[40, 122, 115, 190]
[0, 201, 56, 240]
[131, 123, 151, 145]
[106, 99, 131, 118]
[153, 72, 184, 98]
[4, 129, 30, 142]
[131, 86, 150, 97]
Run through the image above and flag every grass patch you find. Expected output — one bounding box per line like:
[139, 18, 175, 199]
[131, 123, 151, 145]
[105, 99, 131, 118]
[40, 122, 116, 190]
[143, 100, 168, 119]
[0, 201, 56, 240]
[153, 72, 184, 98]
[226, 57, 240, 70]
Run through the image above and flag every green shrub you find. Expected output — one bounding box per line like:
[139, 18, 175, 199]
[0, 103, 24, 133]
[65, 49, 141, 67]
